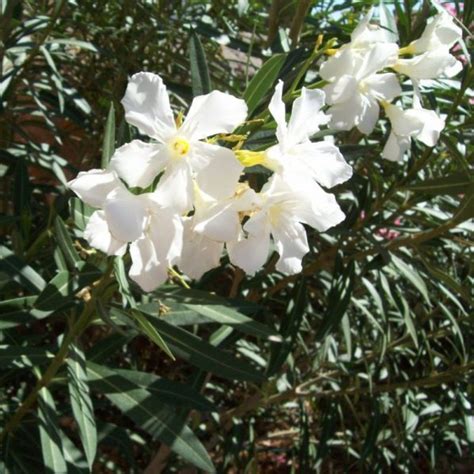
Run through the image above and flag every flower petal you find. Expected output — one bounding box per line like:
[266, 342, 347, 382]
[364, 73, 401, 102]
[129, 237, 168, 292]
[68, 169, 122, 208]
[356, 43, 399, 79]
[180, 91, 247, 140]
[283, 175, 346, 232]
[268, 81, 287, 144]
[84, 211, 127, 256]
[357, 97, 379, 135]
[394, 49, 461, 79]
[153, 160, 194, 213]
[324, 74, 358, 104]
[385, 104, 424, 137]
[227, 229, 270, 276]
[415, 109, 445, 147]
[148, 207, 183, 265]
[327, 93, 363, 131]
[110, 140, 169, 188]
[320, 48, 356, 82]
[288, 141, 353, 188]
[272, 220, 309, 274]
[192, 142, 243, 201]
[411, 12, 462, 53]
[179, 218, 223, 279]
[103, 188, 148, 242]
[194, 201, 240, 242]
[287, 88, 328, 145]
[382, 131, 411, 161]
[121, 72, 176, 140]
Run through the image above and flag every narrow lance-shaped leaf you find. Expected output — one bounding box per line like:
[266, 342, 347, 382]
[101, 102, 115, 168]
[132, 310, 265, 383]
[243, 53, 286, 115]
[87, 362, 215, 473]
[54, 216, 82, 270]
[316, 260, 356, 341]
[182, 303, 281, 341]
[405, 172, 474, 195]
[34, 271, 73, 311]
[189, 30, 211, 96]
[67, 343, 97, 470]
[37, 386, 68, 474]
[0, 245, 46, 293]
[130, 309, 175, 360]
[267, 278, 307, 376]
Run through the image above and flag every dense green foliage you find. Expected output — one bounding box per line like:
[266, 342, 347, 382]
[0, 0, 472, 472]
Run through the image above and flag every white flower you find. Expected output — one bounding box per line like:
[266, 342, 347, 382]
[349, 8, 397, 48]
[68, 169, 183, 291]
[262, 81, 352, 189]
[394, 12, 463, 79]
[409, 11, 462, 54]
[110, 72, 246, 212]
[178, 179, 257, 279]
[228, 174, 345, 275]
[321, 43, 401, 134]
[128, 205, 183, 291]
[178, 217, 224, 280]
[382, 99, 445, 162]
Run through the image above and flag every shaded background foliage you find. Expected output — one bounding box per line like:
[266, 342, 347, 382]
[0, 0, 473, 472]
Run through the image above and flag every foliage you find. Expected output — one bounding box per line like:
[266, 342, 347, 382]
[0, 0, 473, 472]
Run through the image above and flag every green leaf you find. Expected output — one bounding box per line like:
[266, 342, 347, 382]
[138, 312, 265, 383]
[87, 333, 132, 364]
[69, 197, 94, 232]
[243, 53, 286, 115]
[315, 260, 356, 341]
[405, 173, 474, 195]
[37, 386, 68, 474]
[90, 366, 215, 412]
[267, 278, 307, 376]
[418, 255, 472, 305]
[101, 102, 116, 168]
[46, 38, 98, 52]
[452, 187, 474, 223]
[130, 309, 175, 360]
[189, 30, 211, 96]
[87, 362, 215, 473]
[34, 271, 73, 311]
[155, 285, 260, 312]
[391, 254, 430, 305]
[0, 346, 54, 367]
[67, 343, 97, 470]
[181, 304, 280, 341]
[0, 245, 46, 293]
[54, 216, 82, 270]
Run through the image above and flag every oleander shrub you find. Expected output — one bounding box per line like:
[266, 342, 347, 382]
[0, 1, 472, 472]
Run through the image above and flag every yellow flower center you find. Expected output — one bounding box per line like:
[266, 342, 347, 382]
[169, 136, 190, 158]
[235, 150, 268, 168]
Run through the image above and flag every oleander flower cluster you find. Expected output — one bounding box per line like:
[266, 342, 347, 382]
[320, 8, 462, 161]
[68, 9, 463, 291]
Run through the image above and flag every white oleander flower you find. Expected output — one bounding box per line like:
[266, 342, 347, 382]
[68, 169, 183, 291]
[178, 180, 258, 279]
[128, 205, 183, 291]
[179, 217, 224, 280]
[408, 11, 462, 54]
[109, 72, 246, 212]
[228, 174, 345, 275]
[394, 12, 463, 79]
[321, 43, 401, 134]
[262, 81, 352, 189]
[382, 98, 445, 162]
